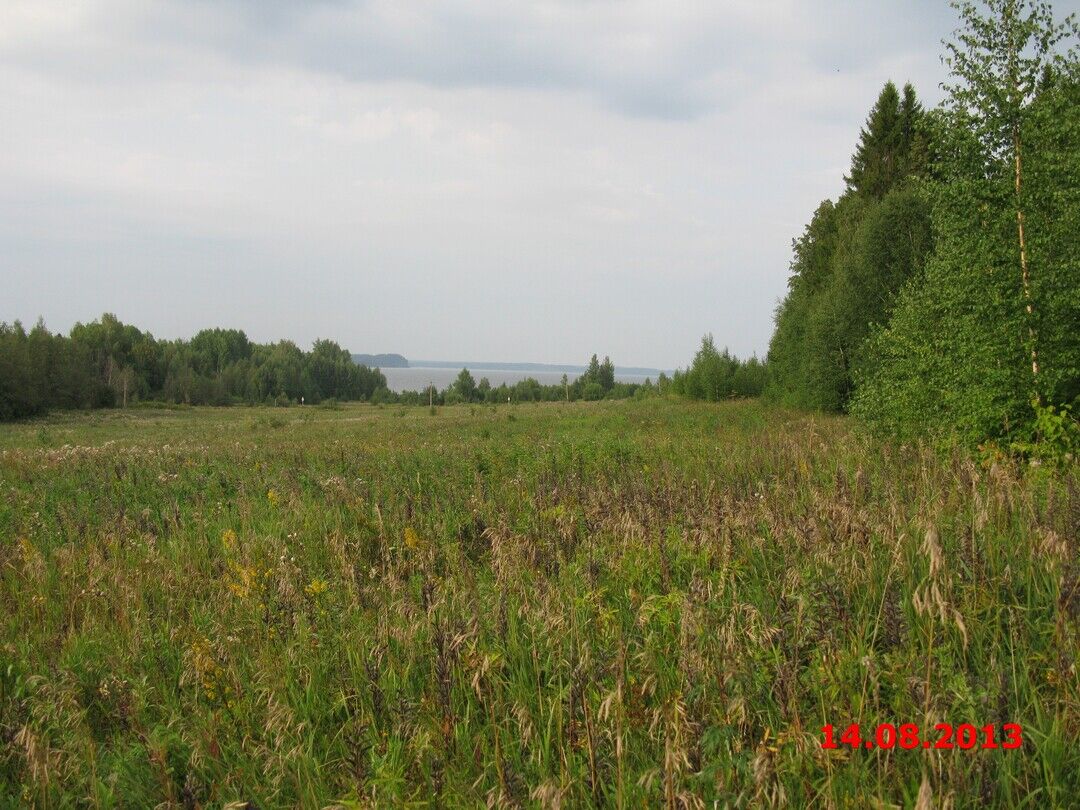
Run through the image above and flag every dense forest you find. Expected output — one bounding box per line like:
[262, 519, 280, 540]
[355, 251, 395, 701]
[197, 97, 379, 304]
[766, 0, 1080, 454]
[0, 316, 388, 420]
[765, 80, 933, 412]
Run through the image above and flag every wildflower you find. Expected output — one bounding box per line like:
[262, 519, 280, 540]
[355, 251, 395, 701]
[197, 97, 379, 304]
[224, 562, 259, 599]
[267, 489, 280, 506]
[191, 637, 224, 702]
[305, 578, 329, 597]
[404, 527, 421, 550]
[226, 581, 248, 599]
[221, 528, 237, 550]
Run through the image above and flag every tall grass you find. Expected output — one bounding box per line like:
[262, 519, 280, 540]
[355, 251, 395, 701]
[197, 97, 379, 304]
[1, 399, 1077, 807]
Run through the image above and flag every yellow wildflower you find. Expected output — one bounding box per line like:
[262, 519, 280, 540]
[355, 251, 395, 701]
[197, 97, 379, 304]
[224, 561, 259, 599]
[760, 727, 780, 754]
[267, 489, 280, 506]
[404, 527, 422, 550]
[221, 528, 237, 550]
[190, 637, 223, 702]
[305, 578, 329, 597]
[17, 537, 35, 562]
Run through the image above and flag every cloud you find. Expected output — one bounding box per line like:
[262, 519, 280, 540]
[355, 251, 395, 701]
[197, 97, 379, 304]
[2, 0, 955, 119]
[0, 0, 967, 367]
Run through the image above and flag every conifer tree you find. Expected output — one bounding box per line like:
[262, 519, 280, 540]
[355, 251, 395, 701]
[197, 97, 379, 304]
[767, 82, 933, 412]
[846, 82, 928, 199]
[853, 0, 1079, 444]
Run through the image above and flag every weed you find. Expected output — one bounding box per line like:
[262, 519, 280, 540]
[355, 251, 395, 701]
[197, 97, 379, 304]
[0, 399, 1076, 806]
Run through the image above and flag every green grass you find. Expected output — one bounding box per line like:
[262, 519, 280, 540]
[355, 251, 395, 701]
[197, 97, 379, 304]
[1, 398, 1077, 807]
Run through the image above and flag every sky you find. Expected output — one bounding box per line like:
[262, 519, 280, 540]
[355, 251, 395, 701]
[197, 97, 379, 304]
[1, 0, 973, 369]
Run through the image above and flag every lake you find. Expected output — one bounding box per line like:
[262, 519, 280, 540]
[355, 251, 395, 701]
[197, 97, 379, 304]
[379, 366, 658, 393]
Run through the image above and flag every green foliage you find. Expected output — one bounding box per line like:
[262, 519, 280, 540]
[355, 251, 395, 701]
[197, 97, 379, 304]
[671, 334, 765, 400]
[0, 314, 391, 419]
[577, 354, 616, 395]
[768, 2, 1079, 452]
[846, 82, 932, 198]
[452, 368, 479, 403]
[849, 157, 1030, 444]
[766, 83, 934, 412]
[943, 0, 1076, 164]
[581, 381, 603, 401]
[853, 2, 1079, 446]
[1010, 400, 1080, 466]
[1024, 64, 1080, 408]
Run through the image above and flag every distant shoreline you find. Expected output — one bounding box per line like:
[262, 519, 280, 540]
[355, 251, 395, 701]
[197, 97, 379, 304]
[407, 360, 672, 376]
[378, 364, 664, 394]
[351, 354, 673, 378]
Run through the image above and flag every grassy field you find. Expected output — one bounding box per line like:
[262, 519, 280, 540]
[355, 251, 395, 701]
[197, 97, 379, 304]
[1, 398, 1077, 808]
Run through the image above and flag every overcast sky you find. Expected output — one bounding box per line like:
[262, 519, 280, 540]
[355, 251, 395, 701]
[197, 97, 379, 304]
[1, 1, 984, 368]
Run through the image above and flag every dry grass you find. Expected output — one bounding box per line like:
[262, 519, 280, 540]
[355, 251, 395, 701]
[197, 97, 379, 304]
[1, 398, 1077, 807]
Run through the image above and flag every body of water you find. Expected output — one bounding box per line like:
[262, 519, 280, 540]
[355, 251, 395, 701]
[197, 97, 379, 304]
[380, 366, 657, 394]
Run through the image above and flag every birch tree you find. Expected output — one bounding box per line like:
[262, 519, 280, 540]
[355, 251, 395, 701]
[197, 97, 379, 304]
[944, 0, 1078, 403]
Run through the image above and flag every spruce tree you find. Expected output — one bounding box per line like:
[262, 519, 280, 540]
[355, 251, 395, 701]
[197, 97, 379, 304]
[845, 82, 928, 199]
[767, 82, 933, 412]
[853, 1, 1079, 444]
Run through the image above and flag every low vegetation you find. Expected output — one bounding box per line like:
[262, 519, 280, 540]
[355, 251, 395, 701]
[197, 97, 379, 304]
[2, 399, 1076, 806]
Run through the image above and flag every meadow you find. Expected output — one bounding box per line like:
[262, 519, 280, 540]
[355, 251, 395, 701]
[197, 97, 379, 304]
[0, 398, 1077, 807]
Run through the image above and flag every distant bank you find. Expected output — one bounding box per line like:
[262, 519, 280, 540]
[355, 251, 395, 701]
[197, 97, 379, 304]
[380, 367, 662, 394]
[349, 355, 671, 394]
[352, 353, 408, 368]
[351, 354, 668, 378]
[409, 359, 670, 377]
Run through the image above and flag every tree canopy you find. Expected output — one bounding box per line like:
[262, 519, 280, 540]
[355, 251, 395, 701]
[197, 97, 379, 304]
[0, 315, 388, 420]
[765, 0, 1079, 452]
[766, 81, 934, 412]
[852, 0, 1080, 446]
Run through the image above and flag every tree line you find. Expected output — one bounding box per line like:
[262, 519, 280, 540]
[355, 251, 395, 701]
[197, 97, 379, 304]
[413, 344, 770, 407]
[0, 317, 668, 419]
[766, 0, 1079, 451]
[0, 314, 388, 420]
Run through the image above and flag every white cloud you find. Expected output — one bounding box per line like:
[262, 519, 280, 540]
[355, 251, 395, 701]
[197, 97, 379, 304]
[0, 0, 973, 367]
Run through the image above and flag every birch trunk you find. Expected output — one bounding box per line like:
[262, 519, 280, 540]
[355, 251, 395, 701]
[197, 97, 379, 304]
[1013, 128, 1040, 405]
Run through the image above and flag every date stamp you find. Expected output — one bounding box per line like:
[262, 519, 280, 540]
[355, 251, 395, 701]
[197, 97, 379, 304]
[821, 723, 1022, 750]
